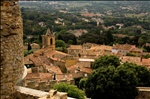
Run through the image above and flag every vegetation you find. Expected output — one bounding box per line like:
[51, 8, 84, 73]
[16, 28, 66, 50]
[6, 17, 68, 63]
[53, 83, 85, 99]
[24, 50, 34, 57]
[142, 54, 150, 59]
[20, 1, 150, 52]
[91, 55, 120, 69]
[79, 78, 87, 90]
[80, 55, 150, 99]
[126, 52, 136, 57]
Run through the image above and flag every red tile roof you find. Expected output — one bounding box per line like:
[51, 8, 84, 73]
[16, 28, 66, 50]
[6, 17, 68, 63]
[44, 65, 63, 75]
[56, 74, 73, 81]
[24, 48, 69, 66]
[142, 59, 150, 68]
[130, 47, 143, 52]
[68, 45, 82, 50]
[67, 63, 92, 74]
[121, 56, 142, 65]
[113, 44, 135, 51]
[26, 73, 52, 81]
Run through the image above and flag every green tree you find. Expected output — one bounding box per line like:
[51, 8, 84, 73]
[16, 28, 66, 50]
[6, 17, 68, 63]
[55, 40, 66, 48]
[85, 55, 150, 99]
[126, 52, 136, 57]
[105, 30, 113, 45]
[27, 43, 32, 51]
[85, 65, 138, 99]
[79, 78, 87, 90]
[92, 55, 120, 69]
[142, 54, 150, 58]
[122, 62, 150, 87]
[53, 83, 85, 99]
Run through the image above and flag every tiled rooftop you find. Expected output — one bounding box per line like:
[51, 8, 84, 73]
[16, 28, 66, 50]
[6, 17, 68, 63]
[121, 56, 142, 65]
[113, 44, 135, 51]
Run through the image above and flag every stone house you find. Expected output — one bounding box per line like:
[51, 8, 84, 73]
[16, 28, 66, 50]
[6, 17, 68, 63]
[129, 47, 143, 57]
[81, 45, 112, 59]
[30, 43, 41, 50]
[67, 64, 92, 80]
[67, 45, 83, 58]
[67, 29, 88, 37]
[112, 44, 139, 56]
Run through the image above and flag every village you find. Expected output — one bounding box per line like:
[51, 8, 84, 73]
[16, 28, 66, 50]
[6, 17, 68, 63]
[1, 1, 150, 99]
[23, 28, 150, 92]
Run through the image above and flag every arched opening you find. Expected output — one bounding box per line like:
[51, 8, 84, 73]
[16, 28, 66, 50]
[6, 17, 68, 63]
[50, 38, 53, 45]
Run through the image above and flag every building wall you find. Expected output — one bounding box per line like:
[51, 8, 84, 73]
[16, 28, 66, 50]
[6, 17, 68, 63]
[112, 49, 119, 54]
[42, 35, 55, 50]
[136, 87, 150, 99]
[65, 60, 77, 67]
[1, 0, 24, 98]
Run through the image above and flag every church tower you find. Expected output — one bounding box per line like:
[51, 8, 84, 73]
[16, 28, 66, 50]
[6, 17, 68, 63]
[42, 28, 55, 50]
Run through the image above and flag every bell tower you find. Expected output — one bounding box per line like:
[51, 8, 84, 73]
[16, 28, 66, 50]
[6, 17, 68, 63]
[42, 28, 55, 50]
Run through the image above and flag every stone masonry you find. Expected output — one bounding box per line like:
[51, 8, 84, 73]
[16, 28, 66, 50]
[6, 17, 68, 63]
[0, 0, 24, 98]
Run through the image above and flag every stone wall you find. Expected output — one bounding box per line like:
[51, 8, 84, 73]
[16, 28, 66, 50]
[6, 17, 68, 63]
[22, 80, 74, 92]
[16, 86, 68, 99]
[0, 0, 24, 98]
[136, 87, 150, 99]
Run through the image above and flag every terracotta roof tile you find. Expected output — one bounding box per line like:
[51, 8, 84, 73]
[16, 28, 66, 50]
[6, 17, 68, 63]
[24, 55, 34, 64]
[24, 48, 69, 66]
[30, 43, 40, 49]
[26, 73, 52, 81]
[130, 47, 143, 52]
[68, 45, 82, 50]
[56, 74, 73, 81]
[121, 56, 142, 65]
[142, 59, 150, 68]
[44, 65, 63, 75]
[67, 63, 92, 74]
[113, 44, 135, 51]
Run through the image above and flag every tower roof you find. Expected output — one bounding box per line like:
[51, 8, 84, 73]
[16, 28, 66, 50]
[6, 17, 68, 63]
[46, 28, 52, 36]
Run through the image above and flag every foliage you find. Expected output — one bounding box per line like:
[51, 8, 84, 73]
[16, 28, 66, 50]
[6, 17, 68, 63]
[24, 50, 34, 57]
[53, 83, 85, 99]
[142, 54, 150, 59]
[55, 47, 67, 53]
[122, 62, 150, 87]
[143, 45, 150, 52]
[56, 40, 66, 48]
[85, 55, 150, 99]
[27, 43, 32, 51]
[56, 32, 77, 45]
[79, 78, 87, 90]
[126, 52, 136, 57]
[24, 50, 29, 57]
[85, 66, 138, 99]
[21, 1, 150, 48]
[91, 55, 120, 69]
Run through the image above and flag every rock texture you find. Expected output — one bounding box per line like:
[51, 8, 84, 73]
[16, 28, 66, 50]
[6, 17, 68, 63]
[0, 0, 24, 98]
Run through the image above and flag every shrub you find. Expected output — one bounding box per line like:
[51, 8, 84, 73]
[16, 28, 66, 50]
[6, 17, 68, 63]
[53, 83, 85, 99]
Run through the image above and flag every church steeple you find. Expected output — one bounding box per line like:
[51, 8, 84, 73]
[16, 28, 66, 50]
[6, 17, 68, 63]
[46, 28, 52, 36]
[42, 28, 55, 50]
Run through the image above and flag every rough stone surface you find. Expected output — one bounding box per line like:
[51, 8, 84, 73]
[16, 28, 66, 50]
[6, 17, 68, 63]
[0, 0, 24, 98]
[16, 86, 68, 99]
